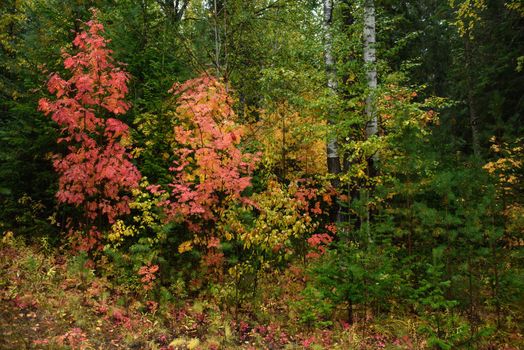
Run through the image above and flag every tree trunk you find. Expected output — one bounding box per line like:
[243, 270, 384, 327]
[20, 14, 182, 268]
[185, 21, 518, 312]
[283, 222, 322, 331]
[156, 0, 190, 23]
[323, 0, 341, 178]
[465, 38, 481, 157]
[363, 0, 377, 241]
[213, 0, 222, 77]
[364, 0, 377, 146]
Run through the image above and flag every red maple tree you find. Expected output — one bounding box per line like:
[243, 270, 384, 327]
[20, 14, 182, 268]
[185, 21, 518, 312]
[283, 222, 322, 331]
[39, 11, 141, 251]
[158, 74, 258, 237]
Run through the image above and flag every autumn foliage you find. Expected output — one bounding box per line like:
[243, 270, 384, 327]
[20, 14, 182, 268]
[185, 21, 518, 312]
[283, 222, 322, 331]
[1, 3, 519, 349]
[38, 13, 140, 250]
[158, 75, 258, 238]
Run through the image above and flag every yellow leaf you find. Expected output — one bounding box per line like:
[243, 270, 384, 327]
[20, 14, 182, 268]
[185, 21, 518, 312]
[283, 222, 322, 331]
[178, 240, 193, 253]
[2, 231, 14, 244]
[187, 338, 200, 349]
[169, 338, 187, 348]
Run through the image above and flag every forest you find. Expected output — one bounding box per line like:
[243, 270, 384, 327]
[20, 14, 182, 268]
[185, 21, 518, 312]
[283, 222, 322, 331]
[0, 0, 523, 349]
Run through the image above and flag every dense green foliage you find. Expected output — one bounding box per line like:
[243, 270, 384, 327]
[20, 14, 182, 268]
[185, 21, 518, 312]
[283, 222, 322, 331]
[0, 0, 522, 349]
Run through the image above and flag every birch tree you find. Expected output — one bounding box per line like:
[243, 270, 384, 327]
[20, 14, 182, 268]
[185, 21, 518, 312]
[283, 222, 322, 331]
[362, 0, 377, 241]
[364, 0, 378, 164]
[323, 0, 341, 176]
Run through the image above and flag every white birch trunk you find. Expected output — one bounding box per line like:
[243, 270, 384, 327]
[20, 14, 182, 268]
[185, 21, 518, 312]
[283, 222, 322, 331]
[213, 0, 221, 77]
[363, 0, 377, 242]
[323, 0, 341, 175]
[364, 0, 377, 142]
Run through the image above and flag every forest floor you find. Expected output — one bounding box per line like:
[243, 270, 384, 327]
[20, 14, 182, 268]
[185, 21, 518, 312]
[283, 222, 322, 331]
[0, 238, 174, 350]
[0, 237, 521, 350]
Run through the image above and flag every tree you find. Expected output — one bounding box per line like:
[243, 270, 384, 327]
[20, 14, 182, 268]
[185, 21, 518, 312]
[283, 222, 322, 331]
[38, 12, 141, 251]
[363, 0, 378, 160]
[450, 0, 486, 158]
[323, 0, 341, 178]
[161, 74, 258, 244]
[156, 0, 191, 23]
